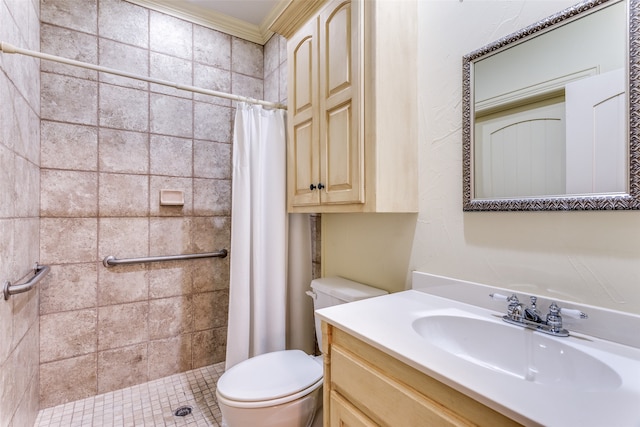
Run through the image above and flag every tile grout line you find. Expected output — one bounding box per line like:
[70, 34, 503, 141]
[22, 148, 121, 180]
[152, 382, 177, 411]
[34, 362, 225, 427]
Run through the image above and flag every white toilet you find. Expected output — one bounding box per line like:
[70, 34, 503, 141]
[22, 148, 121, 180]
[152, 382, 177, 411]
[216, 277, 388, 427]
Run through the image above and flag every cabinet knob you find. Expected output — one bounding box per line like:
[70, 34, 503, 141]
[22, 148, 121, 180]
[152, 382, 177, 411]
[309, 184, 317, 191]
[318, 183, 325, 190]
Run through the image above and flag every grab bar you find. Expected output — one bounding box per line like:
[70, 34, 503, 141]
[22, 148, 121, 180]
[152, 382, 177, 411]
[103, 249, 228, 268]
[3, 263, 51, 300]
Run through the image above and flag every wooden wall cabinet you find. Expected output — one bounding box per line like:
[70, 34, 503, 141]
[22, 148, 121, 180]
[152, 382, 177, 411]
[322, 322, 522, 427]
[272, 0, 418, 213]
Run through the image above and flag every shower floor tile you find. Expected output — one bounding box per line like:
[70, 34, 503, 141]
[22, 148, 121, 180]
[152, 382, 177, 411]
[35, 362, 225, 427]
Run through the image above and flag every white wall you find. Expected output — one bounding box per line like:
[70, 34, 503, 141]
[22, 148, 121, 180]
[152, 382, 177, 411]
[323, 213, 417, 294]
[323, 0, 640, 315]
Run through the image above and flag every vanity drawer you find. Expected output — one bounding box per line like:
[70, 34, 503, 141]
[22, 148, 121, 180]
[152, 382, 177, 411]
[330, 345, 472, 427]
[325, 325, 521, 427]
[330, 390, 377, 427]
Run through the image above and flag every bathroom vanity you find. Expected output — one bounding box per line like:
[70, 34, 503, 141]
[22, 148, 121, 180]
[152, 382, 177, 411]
[322, 323, 518, 426]
[316, 272, 640, 427]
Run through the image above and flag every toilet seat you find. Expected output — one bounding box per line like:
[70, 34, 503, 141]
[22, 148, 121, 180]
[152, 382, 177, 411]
[216, 350, 323, 409]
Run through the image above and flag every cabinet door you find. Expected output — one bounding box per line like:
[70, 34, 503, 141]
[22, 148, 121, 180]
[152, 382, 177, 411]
[330, 391, 377, 427]
[318, 0, 364, 205]
[288, 17, 320, 207]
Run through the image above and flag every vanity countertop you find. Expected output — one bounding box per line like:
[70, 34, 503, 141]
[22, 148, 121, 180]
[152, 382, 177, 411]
[316, 289, 640, 427]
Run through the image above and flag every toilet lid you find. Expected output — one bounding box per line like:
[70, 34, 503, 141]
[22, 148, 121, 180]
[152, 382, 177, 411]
[217, 350, 323, 402]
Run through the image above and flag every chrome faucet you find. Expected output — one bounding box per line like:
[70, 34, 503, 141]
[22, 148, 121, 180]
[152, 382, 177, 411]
[490, 293, 588, 337]
[524, 296, 542, 323]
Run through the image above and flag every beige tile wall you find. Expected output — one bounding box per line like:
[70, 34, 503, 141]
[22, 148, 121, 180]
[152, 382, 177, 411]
[0, 0, 312, 417]
[0, 0, 41, 426]
[37, 0, 282, 409]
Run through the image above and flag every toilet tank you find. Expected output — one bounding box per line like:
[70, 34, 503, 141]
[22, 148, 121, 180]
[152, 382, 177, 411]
[309, 277, 388, 351]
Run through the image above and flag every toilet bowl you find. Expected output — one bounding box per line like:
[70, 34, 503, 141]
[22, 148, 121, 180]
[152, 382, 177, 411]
[216, 277, 388, 427]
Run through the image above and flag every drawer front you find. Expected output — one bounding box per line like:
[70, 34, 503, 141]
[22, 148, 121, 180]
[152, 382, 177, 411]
[330, 390, 377, 427]
[331, 346, 472, 427]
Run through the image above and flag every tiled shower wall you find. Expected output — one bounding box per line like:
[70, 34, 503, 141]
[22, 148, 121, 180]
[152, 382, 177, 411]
[37, 0, 281, 409]
[0, 0, 41, 425]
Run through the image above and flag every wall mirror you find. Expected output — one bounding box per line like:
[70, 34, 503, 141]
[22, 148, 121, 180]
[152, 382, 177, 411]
[463, 0, 640, 211]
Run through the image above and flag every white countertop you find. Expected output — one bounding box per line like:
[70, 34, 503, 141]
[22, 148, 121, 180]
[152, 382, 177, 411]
[316, 289, 640, 427]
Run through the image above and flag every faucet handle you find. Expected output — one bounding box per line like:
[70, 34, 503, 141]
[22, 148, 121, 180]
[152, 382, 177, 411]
[492, 293, 521, 308]
[489, 292, 509, 301]
[490, 293, 522, 320]
[547, 302, 588, 319]
[545, 302, 588, 335]
[559, 307, 588, 319]
[546, 302, 564, 333]
[489, 293, 520, 304]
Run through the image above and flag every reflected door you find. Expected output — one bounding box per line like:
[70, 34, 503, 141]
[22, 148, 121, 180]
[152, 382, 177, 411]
[565, 68, 626, 194]
[475, 101, 566, 199]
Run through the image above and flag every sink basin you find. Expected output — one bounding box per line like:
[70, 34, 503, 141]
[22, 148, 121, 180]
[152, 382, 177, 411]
[412, 312, 622, 391]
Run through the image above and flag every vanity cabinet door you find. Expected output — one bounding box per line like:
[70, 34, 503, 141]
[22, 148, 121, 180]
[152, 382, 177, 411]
[329, 390, 377, 427]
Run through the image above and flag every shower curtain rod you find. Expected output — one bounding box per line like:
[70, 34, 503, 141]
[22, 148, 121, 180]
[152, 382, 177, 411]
[0, 41, 286, 110]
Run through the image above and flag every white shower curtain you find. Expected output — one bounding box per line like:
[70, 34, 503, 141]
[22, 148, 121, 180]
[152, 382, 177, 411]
[225, 102, 288, 370]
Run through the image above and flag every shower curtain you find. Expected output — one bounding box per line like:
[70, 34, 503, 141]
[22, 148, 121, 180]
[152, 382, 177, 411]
[225, 103, 288, 370]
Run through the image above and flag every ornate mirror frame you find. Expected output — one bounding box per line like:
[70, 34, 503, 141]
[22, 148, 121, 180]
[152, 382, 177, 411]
[463, 0, 640, 211]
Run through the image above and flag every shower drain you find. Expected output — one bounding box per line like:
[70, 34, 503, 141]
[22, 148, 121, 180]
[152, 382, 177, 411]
[174, 405, 193, 417]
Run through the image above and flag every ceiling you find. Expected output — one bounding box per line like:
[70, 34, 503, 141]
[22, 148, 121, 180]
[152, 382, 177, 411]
[126, 0, 288, 44]
[181, 0, 281, 26]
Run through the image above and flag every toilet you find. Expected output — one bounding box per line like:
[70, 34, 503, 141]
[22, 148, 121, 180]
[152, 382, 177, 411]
[216, 277, 388, 427]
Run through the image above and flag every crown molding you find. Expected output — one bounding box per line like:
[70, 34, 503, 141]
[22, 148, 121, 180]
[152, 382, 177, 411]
[126, 0, 289, 45]
[269, 0, 326, 38]
[260, 0, 291, 38]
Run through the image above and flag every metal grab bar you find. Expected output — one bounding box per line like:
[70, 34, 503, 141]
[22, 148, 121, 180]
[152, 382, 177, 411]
[3, 263, 51, 300]
[103, 249, 228, 268]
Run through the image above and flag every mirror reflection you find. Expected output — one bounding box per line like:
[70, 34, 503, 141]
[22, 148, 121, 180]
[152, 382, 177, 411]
[463, 0, 636, 211]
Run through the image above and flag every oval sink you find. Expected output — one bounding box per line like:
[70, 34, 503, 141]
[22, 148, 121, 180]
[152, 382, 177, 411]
[412, 313, 622, 391]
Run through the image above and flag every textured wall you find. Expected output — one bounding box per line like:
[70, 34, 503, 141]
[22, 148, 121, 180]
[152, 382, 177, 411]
[37, 0, 267, 408]
[412, 0, 640, 315]
[0, 0, 41, 425]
